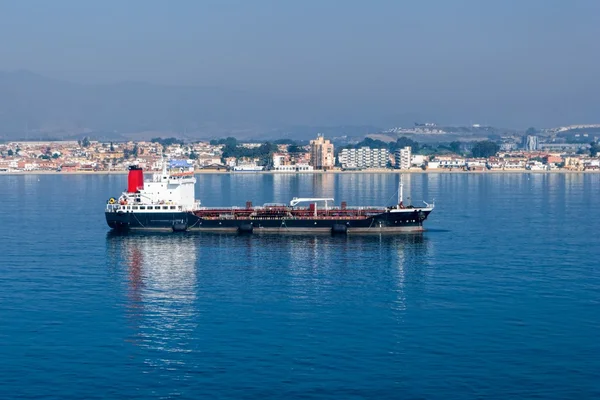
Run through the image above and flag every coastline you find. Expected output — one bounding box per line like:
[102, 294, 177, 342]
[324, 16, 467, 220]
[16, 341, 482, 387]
[1, 169, 598, 176]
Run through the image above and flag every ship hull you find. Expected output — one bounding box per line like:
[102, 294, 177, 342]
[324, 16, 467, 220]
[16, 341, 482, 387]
[105, 211, 193, 231]
[105, 209, 431, 234]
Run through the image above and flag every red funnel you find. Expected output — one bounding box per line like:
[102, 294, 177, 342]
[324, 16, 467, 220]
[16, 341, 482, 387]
[127, 166, 144, 193]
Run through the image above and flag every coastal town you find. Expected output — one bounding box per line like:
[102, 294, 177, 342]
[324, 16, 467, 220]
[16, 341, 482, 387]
[1, 132, 599, 173]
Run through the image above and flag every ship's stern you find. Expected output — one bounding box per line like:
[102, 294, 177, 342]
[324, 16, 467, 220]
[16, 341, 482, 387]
[105, 205, 130, 230]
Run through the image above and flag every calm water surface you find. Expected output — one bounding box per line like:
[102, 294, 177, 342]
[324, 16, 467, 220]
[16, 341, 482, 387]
[1, 173, 599, 399]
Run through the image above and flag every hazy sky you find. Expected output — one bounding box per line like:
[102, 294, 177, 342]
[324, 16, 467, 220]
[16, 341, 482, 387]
[1, 0, 599, 127]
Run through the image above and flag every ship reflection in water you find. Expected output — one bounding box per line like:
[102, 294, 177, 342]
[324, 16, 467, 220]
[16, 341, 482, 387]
[106, 232, 433, 391]
[106, 232, 199, 375]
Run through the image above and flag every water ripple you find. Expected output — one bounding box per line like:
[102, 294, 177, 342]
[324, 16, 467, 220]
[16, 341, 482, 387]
[0, 173, 599, 399]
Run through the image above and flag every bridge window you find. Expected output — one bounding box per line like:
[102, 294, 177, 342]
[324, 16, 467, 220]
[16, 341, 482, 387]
[170, 206, 176, 210]
[140, 206, 146, 210]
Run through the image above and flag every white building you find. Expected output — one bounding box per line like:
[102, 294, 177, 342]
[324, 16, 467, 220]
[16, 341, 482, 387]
[504, 160, 526, 169]
[436, 157, 466, 169]
[395, 146, 412, 170]
[466, 159, 487, 170]
[426, 161, 440, 169]
[500, 142, 518, 151]
[310, 135, 335, 170]
[522, 135, 539, 151]
[526, 161, 547, 171]
[411, 154, 425, 168]
[272, 154, 286, 168]
[338, 147, 389, 169]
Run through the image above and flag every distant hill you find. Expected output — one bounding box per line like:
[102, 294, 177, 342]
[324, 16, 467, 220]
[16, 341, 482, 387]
[0, 70, 359, 141]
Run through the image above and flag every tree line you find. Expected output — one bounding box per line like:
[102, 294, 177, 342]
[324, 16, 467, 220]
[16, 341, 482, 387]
[337, 136, 502, 158]
[151, 137, 184, 147]
[338, 137, 422, 154]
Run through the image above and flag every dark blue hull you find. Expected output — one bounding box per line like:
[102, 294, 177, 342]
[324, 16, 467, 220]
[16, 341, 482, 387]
[105, 209, 431, 234]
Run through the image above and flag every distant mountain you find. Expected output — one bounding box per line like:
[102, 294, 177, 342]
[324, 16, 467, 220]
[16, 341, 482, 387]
[265, 125, 382, 141]
[0, 70, 363, 141]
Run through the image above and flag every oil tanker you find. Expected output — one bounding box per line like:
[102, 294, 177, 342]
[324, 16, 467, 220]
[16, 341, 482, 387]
[105, 163, 434, 234]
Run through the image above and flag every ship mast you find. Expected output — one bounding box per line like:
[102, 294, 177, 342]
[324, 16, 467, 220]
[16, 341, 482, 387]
[161, 158, 168, 179]
[398, 174, 403, 208]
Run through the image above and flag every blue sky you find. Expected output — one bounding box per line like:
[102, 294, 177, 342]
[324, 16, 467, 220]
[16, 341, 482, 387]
[1, 0, 598, 127]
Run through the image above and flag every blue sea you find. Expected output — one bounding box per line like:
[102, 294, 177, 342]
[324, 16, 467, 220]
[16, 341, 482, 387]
[1, 172, 599, 399]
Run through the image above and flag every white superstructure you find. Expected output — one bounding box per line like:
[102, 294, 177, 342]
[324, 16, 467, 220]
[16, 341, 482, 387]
[138, 171, 196, 209]
[110, 163, 199, 213]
